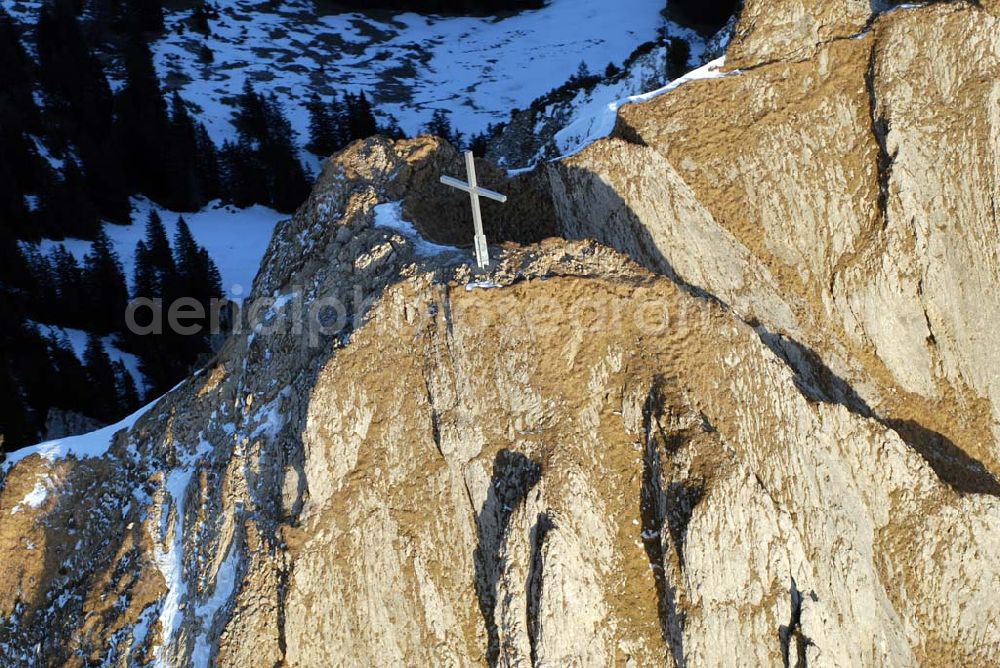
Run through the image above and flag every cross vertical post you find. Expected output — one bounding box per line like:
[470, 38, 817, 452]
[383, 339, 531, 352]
[440, 150, 508, 270]
[465, 151, 489, 269]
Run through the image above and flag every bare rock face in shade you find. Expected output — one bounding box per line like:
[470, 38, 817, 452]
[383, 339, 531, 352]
[2, 2, 1000, 665]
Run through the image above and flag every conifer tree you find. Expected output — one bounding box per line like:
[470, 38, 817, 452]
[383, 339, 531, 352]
[191, 0, 211, 34]
[165, 91, 203, 210]
[84, 334, 118, 421]
[143, 210, 175, 277]
[345, 91, 378, 141]
[261, 92, 310, 211]
[194, 123, 222, 202]
[329, 93, 350, 148]
[424, 109, 463, 148]
[50, 245, 87, 328]
[225, 82, 309, 211]
[132, 240, 157, 298]
[113, 359, 141, 411]
[306, 92, 337, 156]
[113, 30, 172, 202]
[173, 216, 200, 297]
[232, 81, 268, 141]
[1, 314, 60, 447]
[0, 364, 31, 450]
[38, 161, 101, 239]
[378, 115, 406, 141]
[35, 0, 128, 225]
[198, 247, 224, 301]
[37, 0, 114, 145]
[46, 334, 93, 416]
[174, 216, 224, 303]
[77, 138, 131, 224]
[83, 229, 129, 333]
[468, 131, 489, 158]
[19, 245, 58, 322]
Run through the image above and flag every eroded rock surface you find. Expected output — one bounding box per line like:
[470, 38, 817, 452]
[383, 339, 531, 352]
[565, 0, 1000, 490]
[2, 1, 1000, 665]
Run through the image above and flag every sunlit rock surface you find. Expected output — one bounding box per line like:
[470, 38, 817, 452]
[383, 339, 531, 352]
[3, 2, 1000, 664]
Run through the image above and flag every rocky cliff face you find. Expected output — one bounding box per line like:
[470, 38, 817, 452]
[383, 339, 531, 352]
[3, 2, 1000, 666]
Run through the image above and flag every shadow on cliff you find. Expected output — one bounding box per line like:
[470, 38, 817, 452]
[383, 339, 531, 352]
[473, 450, 542, 665]
[549, 160, 1000, 498]
[641, 378, 693, 667]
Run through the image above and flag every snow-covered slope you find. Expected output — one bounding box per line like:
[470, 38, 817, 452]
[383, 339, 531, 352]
[30, 323, 146, 394]
[485, 17, 735, 168]
[154, 0, 666, 143]
[552, 55, 729, 161]
[35, 197, 281, 297]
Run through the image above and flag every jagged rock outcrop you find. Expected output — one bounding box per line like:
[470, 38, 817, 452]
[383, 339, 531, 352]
[725, 0, 871, 69]
[2, 1, 1000, 666]
[484, 24, 723, 170]
[557, 0, 1000, 491]
[43, 409, 104, 441]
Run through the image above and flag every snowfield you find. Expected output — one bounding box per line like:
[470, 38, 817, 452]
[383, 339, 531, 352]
[31, 322, 147, 394]
[154, 0, 668, 143]
[35, 197, 283, 298]
[2, 395, 163, 467]
[374, 201, 461, 257]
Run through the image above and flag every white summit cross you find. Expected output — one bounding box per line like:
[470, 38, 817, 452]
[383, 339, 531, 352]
[440, 151, 507, 269]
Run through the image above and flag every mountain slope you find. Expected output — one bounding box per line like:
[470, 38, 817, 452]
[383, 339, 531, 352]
[2, 1, 1000, 665]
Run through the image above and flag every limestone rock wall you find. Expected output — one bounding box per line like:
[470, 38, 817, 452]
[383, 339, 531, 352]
[557, 1, 1000, 491]
[725, 0, 871, 69]
[2, 1, 1000, 665]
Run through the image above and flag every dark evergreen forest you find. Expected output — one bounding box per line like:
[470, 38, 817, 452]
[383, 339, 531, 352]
[0, 0, 398, 452]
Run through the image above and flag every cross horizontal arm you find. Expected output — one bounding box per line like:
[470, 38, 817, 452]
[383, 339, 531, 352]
[439, 176, 509, 203]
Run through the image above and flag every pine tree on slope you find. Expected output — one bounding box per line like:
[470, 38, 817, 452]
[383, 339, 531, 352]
[345, 91, 378, 142]
[114, 359, 142, 411]
[83, 229, 129, 334]
[50, 245, 87, 329]
[143, 210, 176, 279]
[47, 334, 93, 417]
[194, 123, 222, 202]
[84, 334, 119, 422]
[113, 31, 172, 204]
[164, 91, 204, 211]
[226, 82, 309, 212]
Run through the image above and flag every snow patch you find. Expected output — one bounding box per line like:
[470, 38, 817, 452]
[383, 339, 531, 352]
[10, 479, 50, 514]
[151, 467, 194, 667]
[191, 541, 241, 665]
[553, 56, 730, 160]
[374, 202, 460, 257]
[466, 280, 501, 291]
[31, 197, 282, 297]
[3, 396, 164, 469]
